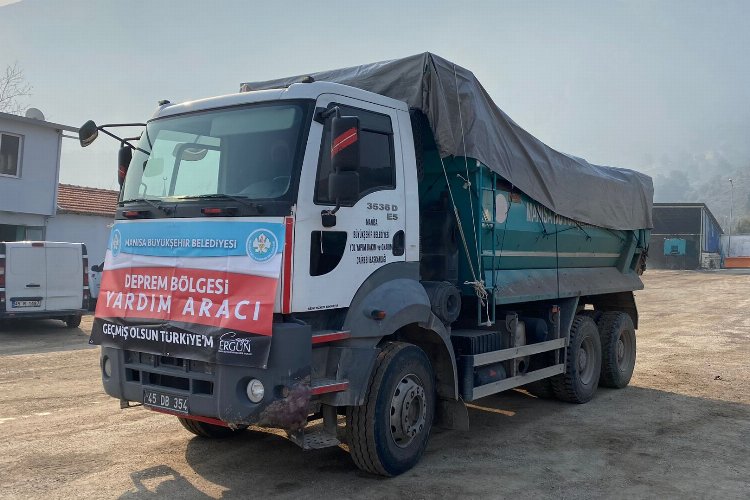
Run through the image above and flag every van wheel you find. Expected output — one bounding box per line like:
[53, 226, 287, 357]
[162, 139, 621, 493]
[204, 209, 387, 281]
[597, 312, 636, 388]
[346, 342, 435, 476]
[551, 315, 601, 403]
[178, 417, 248, 438]
[65, 315, 82, 328]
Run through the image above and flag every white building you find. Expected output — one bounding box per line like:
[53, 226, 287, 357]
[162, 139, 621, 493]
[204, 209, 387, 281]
[0, 110, 78, 240]
[0, 111, 117, 265]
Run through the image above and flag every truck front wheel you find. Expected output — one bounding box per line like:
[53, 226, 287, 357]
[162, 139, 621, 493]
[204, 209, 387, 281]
[177, 417, 247, 438]
[346, 342, 435, 476]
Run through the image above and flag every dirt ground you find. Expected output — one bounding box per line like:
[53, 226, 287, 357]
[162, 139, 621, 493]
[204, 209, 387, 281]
[0, 270, 748, 499]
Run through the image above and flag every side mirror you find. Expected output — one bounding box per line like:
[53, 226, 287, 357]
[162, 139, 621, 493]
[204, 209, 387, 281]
[321, 114, 361, 227]
[118, 146, 132, 187]
[79, 120, 99, 147]
[329, 170, 360, 206]
[330, 116, 360, 173]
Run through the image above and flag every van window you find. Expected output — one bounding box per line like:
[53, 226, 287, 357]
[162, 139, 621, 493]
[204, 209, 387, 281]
[315, 105, 395, 205]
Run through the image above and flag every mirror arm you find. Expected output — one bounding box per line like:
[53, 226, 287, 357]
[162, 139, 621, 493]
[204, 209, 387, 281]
[326, 201, 341, 216]
[97, 127, 150, 156]
[321, 202, 341, 228]
[313, 106, 341, 123]
[99, 122, 147, 128]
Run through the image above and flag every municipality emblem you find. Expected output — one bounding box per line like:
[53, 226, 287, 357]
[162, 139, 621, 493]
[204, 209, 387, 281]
[246, 229, 278, 262]
[111, 229, 122, 257]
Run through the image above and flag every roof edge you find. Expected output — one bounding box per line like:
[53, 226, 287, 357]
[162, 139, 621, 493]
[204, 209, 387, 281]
[0, 110, 79, 133]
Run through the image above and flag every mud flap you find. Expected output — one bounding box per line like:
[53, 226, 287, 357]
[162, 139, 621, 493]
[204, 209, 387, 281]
[436, 397, 470, 431]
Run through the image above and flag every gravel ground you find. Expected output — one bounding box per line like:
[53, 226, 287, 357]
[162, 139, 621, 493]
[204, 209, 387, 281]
[0, 270, 748, 499]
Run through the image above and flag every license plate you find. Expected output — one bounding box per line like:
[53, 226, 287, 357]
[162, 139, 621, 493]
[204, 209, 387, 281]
[143, 389, 189, 414]
[12, 299, 41, 308]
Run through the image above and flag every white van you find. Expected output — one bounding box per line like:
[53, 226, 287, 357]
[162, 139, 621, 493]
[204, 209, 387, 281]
[0, 241, 89, 327]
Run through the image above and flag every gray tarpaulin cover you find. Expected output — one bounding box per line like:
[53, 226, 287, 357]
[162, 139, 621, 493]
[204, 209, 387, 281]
[242, 52, 653, 230]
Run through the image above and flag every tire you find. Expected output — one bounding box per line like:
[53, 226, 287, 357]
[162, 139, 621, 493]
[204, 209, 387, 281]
[578, 309, 603, 324]
[178, 417, 247, 438]
[423, 281, 461, 324]
[65, 315, 82, 328]
[346, 342, 435, 476]
[551, 315, 601, 403]
[597, 312, 636, 388]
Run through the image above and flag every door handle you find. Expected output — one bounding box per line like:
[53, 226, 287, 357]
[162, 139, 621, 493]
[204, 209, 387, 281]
[392, 230, 405, 256]
[26, 283, 41, 288]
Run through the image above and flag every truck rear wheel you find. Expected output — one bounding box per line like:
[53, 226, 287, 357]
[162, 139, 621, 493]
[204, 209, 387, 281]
[579, 309, 602, 323]
[177, 417, 247, 438]
[597, 312, 636, 388]
[346, 342, 435, 476]
[65, 315, 82, 328]
[551, 315, 601, 403]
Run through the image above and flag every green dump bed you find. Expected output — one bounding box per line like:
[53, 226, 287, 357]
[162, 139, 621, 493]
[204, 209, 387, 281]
[419, 154, 650, 316]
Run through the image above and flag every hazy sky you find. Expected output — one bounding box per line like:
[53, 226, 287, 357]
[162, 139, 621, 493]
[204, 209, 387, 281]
[1, 0, 749, 192]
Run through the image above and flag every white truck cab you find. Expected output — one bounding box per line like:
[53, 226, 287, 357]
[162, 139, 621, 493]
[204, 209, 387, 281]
[125, 82, 421, 316]
[0, 241, 89, 327]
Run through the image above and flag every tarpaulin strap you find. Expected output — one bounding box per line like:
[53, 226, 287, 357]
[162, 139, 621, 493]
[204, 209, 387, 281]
[438, 155, 489, 322]
[454, 63, 491, 326]
[431, 63, 490, 326]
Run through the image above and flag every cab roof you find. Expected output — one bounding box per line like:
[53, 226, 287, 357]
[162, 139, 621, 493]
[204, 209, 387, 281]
[153, 81, 408, 120]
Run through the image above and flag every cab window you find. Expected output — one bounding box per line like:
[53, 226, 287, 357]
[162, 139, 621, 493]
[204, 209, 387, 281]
[315, 105, 395, 205]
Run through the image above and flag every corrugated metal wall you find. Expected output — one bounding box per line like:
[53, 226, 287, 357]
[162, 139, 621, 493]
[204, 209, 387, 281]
[651, 205, 723, 269]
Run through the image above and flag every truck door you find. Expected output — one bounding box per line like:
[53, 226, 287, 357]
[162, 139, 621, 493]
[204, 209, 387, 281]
[291, 96, 406, 312]
[44, 243, 83, 311]
[5, 243, 46, 313]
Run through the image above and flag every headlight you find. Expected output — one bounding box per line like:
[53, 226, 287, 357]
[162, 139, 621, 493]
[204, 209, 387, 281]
[103, 356, 112, 378]
[246, 379, 264, 403]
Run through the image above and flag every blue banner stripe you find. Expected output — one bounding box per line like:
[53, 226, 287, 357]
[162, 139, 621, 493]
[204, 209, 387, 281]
[109, 220, 285, 258]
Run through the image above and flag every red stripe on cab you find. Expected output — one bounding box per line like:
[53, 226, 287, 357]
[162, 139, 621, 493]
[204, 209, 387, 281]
[281, 216, 294, 314]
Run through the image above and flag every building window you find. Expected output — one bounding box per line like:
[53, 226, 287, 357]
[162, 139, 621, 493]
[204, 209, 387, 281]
[0, 224, 40, 241]
[25, 227, 44, 241]
[0, 132, 22, 177]
[315, 104, 396, 205]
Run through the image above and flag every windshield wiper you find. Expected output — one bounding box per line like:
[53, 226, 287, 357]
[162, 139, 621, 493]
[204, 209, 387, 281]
[120, 198, 172, 215]
[178, 194, 263, 212]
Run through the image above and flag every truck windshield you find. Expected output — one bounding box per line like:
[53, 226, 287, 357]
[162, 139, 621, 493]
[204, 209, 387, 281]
[121, 102, 311, 203]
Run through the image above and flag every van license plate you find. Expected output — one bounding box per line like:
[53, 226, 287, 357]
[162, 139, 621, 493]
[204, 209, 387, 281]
[143, 389, 189, 414]
[12, 300, 41, 308]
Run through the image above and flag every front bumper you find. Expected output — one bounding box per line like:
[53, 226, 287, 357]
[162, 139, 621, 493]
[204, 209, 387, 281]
[100, 322, 312, 430]
[0, 308, 87, 320]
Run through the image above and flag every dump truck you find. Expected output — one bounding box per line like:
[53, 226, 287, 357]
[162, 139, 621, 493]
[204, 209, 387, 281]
[78, 53, 653, 476]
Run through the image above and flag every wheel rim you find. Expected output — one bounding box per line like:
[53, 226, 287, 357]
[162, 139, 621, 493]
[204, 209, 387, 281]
[617, 330, 635, 373]
[389, 373, 427, 448]
[577, 336, 596, 386]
